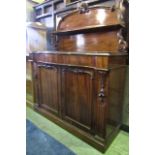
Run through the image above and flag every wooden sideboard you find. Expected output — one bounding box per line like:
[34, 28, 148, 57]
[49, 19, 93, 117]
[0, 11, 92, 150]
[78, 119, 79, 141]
[30, 51, 127, 152]
[30, 2, 128, 152]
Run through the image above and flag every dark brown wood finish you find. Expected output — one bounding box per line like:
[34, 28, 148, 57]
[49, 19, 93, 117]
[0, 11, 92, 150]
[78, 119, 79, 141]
[31, 51, 127, 152]
[32, 51, 127, 69]
[30, 3, 128, 153]
[58, 31, 120, 52]
[106, 66, 127, 138]
[36, 64, 59, 116]
[55, 6, 127, 53]
[61, 67, 94, 132]
[58, 7, 120, 31]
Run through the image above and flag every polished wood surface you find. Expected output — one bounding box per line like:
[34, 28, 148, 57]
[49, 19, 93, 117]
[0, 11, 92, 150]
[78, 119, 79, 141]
[37, 65, 59, 116]
[30, 3, 128, 152]
[61, 68, 93, 132]
[55, 6, 127, 53]
[31, 51, 127, 69]
[31, 51, 127, 151]
[58, 31, 120, 52]
[58, 7, 120, 31]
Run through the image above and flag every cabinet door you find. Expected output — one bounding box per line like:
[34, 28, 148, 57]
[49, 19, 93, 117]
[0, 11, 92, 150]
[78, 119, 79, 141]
[61, 67, 94, 132]
[36, 64, 59, 116]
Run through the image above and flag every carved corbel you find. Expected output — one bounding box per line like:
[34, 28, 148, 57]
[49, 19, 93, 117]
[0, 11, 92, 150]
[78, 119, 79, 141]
[117, 28, 128, 52]
[115, 0, 129, 27]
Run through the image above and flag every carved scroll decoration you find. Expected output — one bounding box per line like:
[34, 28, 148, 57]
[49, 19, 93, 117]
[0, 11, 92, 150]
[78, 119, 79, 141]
[98, 72, 107, 103]
[62, 68, 94, 79]
[114, 0, 129, 26]
[37, 64, 57, 70]
[110, 1, 128, 52]
[117, 28, 128, 52]
[77, 2, 89, 14]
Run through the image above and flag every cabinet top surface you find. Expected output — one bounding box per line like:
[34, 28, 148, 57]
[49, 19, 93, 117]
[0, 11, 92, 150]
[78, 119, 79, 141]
[30, 51, 128, 56]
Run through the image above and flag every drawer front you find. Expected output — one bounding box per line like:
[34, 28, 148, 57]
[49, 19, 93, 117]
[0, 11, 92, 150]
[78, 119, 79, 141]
[33, 53, 109, 68]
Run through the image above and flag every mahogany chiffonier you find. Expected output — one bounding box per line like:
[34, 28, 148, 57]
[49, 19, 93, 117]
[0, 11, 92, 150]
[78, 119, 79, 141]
[30, 3, 128, 152]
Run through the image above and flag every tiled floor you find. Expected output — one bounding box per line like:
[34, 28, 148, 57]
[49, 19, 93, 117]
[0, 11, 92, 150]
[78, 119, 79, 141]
[26, 107, 129, 155]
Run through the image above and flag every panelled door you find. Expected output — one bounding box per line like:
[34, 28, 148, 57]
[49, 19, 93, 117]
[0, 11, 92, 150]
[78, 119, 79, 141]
[61, 67, 94, 132]
[36, 63, 59, 116]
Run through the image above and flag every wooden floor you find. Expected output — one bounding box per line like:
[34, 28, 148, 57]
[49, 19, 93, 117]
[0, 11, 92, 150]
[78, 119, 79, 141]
[26, 106, 129, 155]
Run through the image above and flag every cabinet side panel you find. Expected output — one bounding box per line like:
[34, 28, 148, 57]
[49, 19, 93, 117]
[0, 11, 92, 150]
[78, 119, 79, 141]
[106, 67, 127, 138]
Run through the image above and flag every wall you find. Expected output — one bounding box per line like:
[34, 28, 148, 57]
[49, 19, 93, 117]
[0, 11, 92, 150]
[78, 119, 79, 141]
[32, 0, 44, 3]
[26, 0, 37, 22]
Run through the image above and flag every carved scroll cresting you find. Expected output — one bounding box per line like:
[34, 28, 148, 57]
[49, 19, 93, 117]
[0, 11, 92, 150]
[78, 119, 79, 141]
[77, 2, 89, 14]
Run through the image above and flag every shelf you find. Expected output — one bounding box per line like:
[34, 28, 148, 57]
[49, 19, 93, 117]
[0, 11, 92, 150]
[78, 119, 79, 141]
[36, 13, 52, 19]
[52, 24, 123, 35]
